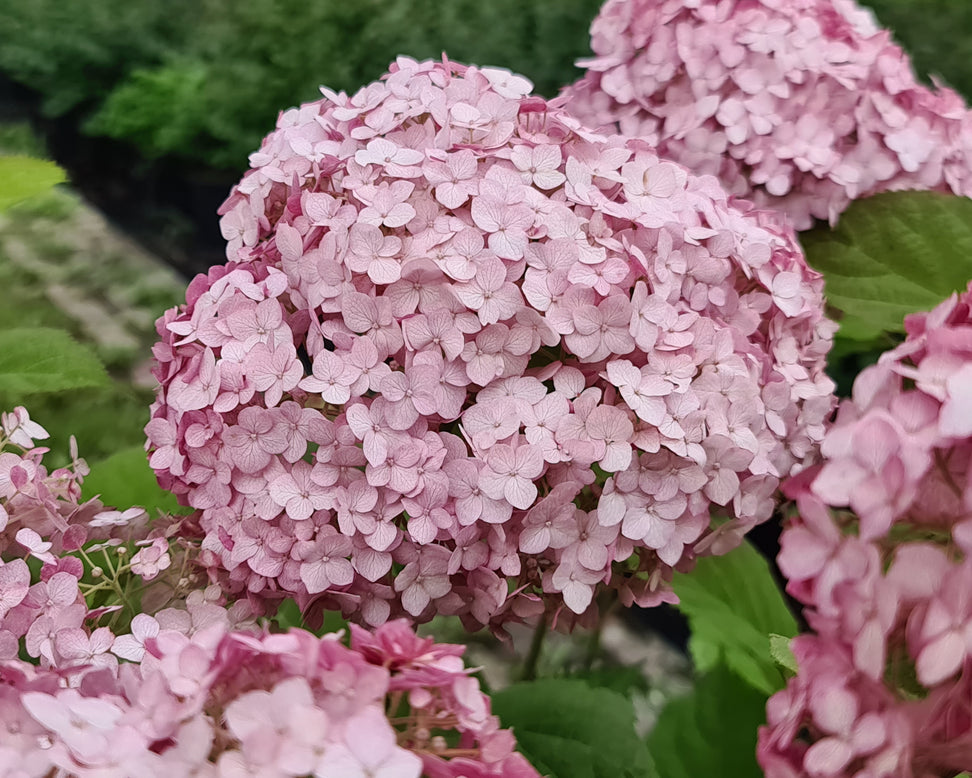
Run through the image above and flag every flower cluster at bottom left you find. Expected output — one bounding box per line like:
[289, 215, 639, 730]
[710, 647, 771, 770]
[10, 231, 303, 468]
[0, 408, 539, 778]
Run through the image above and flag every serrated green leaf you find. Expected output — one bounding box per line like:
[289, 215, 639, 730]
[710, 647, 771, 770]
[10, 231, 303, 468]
[801, 191, 972, 338]
[673, 539, 798, 695]
[0, 328, 108, 396]
[0, 156, 66, 211]
[648, 664, 767, 778]
[492, 679, 657, 778]
[81, 445, 186, 515]
[769, 634, 798, 676]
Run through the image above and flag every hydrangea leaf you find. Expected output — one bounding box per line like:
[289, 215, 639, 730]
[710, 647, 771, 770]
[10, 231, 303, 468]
[673, 539, 798, 695]
[0, 156, 66, 211]
[647, 664, 767, 778]
[0, 328, 107, 395]
[826, 330, 895, 397]
[272, 598, 348, 637]
[492, 679, 657, 778]
[273, 598, 305, 631]
[81, 446, 186, 515]
[567, 664, 650, 697]
[769, 634, 799, 676]
[801, 191, 972, 340]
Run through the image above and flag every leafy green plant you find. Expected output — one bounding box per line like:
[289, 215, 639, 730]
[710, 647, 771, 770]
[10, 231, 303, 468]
[647, 664, 768, 778]
[0, 156, 65, 211]
[4, 0, 601, 170]
[0, 327, 107, 395]
[0, 0, 195, 116]
[492, 679, 657, 778]
[672, 538, 799, 695]
[80, 445, 185, 515]
[801, 191, 972, 341]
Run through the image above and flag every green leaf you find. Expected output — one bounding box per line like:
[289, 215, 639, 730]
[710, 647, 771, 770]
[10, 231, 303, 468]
[800, 191, 972, 339]
[272, 599, 349, 638]
[0, 328, 107, 396]
[0, 156, 66, 211]
[492, 679, 657, 778]
[673, 539, 798, 695]
[81, 445, 186, 515]
[826, 331, 896, 397]
[769, 634, 798, 676]
[567, 664, 650, 697]
[647, 664, 768, 778]
[273, 598, 306, 631]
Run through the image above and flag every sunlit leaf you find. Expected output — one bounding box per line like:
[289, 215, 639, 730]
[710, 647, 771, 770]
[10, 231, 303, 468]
[0, 156, 66, 211]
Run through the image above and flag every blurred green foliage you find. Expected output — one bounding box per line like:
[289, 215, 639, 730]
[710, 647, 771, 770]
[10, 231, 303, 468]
[0, 0, 970, 173]
[0, 139, 184, 463]
[0, 243, 159, 464]
[0, 0, 602, 170]
[0, 0, 194, 116]
[0, 122, 46, 157]
[862, 0, 972, 98]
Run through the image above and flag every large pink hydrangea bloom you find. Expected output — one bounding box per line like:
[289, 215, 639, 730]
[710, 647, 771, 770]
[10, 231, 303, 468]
[562, 0, 972, 229]
[148, 56, 834, 630]
[759, 285, 972, 776]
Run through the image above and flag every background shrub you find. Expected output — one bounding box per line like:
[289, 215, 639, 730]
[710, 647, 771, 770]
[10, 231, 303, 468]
[1, 0, 970, 171]
[1, 0, 602, 170]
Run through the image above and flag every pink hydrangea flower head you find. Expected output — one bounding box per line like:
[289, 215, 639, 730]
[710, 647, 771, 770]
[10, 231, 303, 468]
[562, 0, 972, 228]
[0, 405, 159, 571]
[148, 56, 835, 630]
[1, 615, 539, 777]
[761, 282, 972, 775]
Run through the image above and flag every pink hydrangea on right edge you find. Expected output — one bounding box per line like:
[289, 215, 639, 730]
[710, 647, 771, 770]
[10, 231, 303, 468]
[759, 284, 972, 777]
[561, 0, 972, 230]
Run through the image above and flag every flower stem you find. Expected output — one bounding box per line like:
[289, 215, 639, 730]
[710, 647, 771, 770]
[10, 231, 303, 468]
[583, 589, 619, 671]
[583, 624, 602, 672]
[520, 612, 548, 681]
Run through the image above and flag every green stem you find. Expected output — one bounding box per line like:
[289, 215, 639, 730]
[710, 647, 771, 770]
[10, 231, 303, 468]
[79, 581, 112, 597]
[521, 612, 548, 681]
[583, 589, 619, 671]
[77, 545, 134, 617]
[583, 623, 602, 672]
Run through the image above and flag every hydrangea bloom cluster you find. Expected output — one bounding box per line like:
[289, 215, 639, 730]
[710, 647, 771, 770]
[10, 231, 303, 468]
[0, 406, 148, 562]
[0, 405, 215, 631]
[148, 56, 834, 630]
[0, 405, 166, 659]
[562, 0, 972, 229]
[0, 413, 536, 777]
[759, 285, 972, 776]
[0, 406, 217, 690]
[1, 610, 538, 777]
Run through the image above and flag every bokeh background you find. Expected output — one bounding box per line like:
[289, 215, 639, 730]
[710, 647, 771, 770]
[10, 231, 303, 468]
[3, 0, 970, 276]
